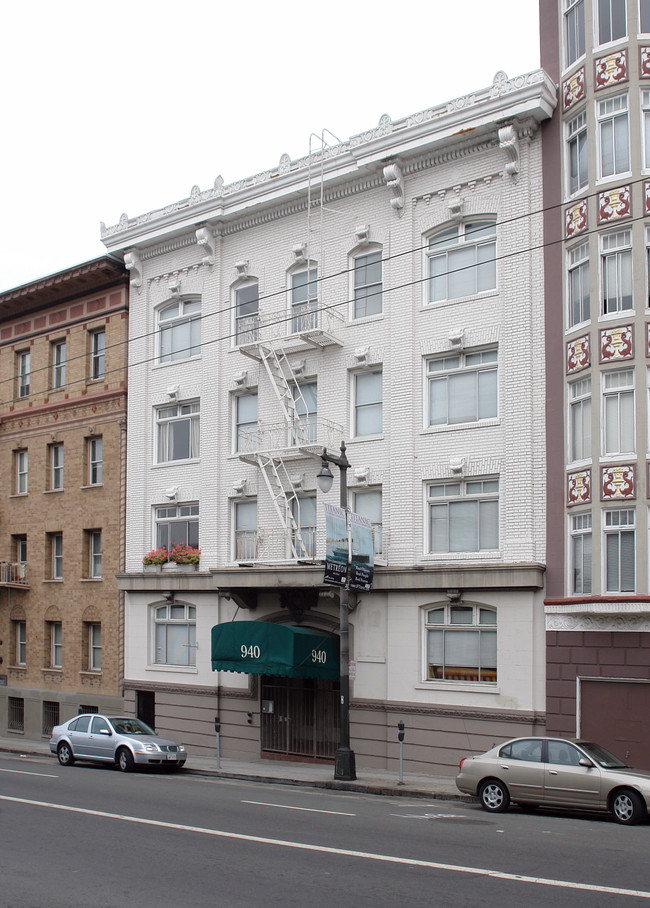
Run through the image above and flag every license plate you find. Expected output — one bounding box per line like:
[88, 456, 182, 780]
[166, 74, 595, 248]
[166, 753, 178, 761]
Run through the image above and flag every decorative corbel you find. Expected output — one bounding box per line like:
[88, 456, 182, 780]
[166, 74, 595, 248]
[354, 224, 370, 246]
[166, 385, 180, 400]
[447, 198, 464, 221]
[448, 328, 465, 350]
[382, 162, 404, 213]
[292, 359, 306, 376]
[449, 457, 465, 476]
[498, 125, 520, 178]
[446, 588, 462, 604]
[124, 250, 142, 292]
[354, 346, 370, 365]
[233, 371, 249, 388]
[232, 479, 248, 496]
[235, 260, 250, 278]
[196, 226, 215, 267]
[293, 243, 308, 263]
[353, 466, 370, 486]
[164, 486, 178, 501]
[168, 276, 181, 299]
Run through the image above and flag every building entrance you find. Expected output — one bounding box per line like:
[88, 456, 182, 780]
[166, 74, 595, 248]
[260, 675, 339, 760]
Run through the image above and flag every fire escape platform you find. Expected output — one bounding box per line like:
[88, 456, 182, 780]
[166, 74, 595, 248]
[238, 329, 343, 360]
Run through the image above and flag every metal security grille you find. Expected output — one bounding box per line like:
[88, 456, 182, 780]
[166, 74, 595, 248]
[260, 676, 339, 760]
[42, 701, 60, 736]
[8, 697, 24, 731]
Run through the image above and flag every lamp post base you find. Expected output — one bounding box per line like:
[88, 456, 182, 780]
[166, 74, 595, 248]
[334, 746, 357, 781]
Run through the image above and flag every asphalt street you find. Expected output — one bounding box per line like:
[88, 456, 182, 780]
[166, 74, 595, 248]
[2, 751, 650, 907]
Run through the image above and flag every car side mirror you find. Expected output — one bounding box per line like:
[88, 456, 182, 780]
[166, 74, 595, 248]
[578, 757, 593, 767]
[100, 729, 111, 736]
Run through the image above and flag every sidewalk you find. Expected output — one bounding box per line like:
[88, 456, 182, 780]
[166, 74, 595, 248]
[0, 733, 466, 801]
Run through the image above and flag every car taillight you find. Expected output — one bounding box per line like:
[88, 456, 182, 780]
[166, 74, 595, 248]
[459, 757, 467, 772]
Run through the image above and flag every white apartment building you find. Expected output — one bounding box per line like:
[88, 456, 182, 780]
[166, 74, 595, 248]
[103, 68, 555, 773]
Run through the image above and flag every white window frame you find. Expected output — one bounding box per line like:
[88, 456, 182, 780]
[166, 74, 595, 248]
[17, 351, 30, 399]
[602, 368, 635, 455]
[158, 298, 201, 363]
[601, 229, 633, 315]
[567, 110, 588, 196]
[90, 329, 105, 380]
[354, 369, 383, 437]
[52, 340, 66, 389]
[597, 93, 630, 180]
[50, 443, 64, 491]
[153, 603, 196, 667]
[292, 381, 317, 445]
[568, 241, 590, 326]
[155, 401, 200, 463]
[427, 220, 497, 304]
[88, 436, 103, 485]
[353, 249, 382, 319]
[604, 508, 635, 592]
[353, 489, 383, 560]
[16, 620, 26, 665]
[89, 530, 102, 579]
[565, 0, 585, 67]
[426, 348, 497, 428]
[570, 511, 592, 594]
[16, 449, 28, 494]
[155, 502, 199, 551]
[596, 0, 627, 45]
[234, 281, 259, 344]
[89, 623, 101, 671]
[234, 499, 258, 561]
[569, 376, 592, 463]
[51, 622, 62, 668]
[235, 392, 259, 453]
[291, 495, 316, 559]
[291, 267, 318, 333]
[427, 479, 499, 554]
[51, 533, 63, 580]
[423, 603, 497, 684]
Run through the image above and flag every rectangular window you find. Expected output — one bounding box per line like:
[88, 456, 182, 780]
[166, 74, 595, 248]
[568, 242, 590, 325]
[15, 449, 28, 494]
[50, 623, 62, 668]
[604, 508, 635, 591]
[353, 489, 383, 559]
[88, 436, 103, 485]
[13, 535, 27, 565]
[603, 369, 634, 454]
[428, 220, 496, 303]
[354, 369, 383, 436]
[153, 604, 196, 666]
[155, 503, 199, 551]
[87, 529, 102, 578]
[156, 401, 200, 462]
[159, 299, 201, 362]
[235, 500, 258, 560]
[50, 443, 64, 490]
[569, 377, 592, 462]
[17, 351, 30, 398]
[642, 0, 650, 33]
[598, 94, 630, 178]
[51, 340, 66, 389]
[597, 0, 626, 44]
[291, 268, 318, 332]
[353, 250, 382, 318]
[292, 382, 317, 444]
[565, 0, 585, 65]
[89, 623, 101, 671]
[291, 495, 316, 559]
[90, 329, 105, 380]
[571, 512, 592, 593]
[235, 392, 259, 452]
[43, 701, 60, 736]
[16, 620, 26, 665]
[427, 349, 497, 427]
[235, 283, 259, 344]
[49, 533, 63, 580]
[8, 696, 24, 731]
[568, 110, 588, 194]
[425, 604, 497, 683]
[602, 230, 632, 314]
[428, 479, 499, 553]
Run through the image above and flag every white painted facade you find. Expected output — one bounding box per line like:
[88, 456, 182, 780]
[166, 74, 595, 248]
[106, 69, 555, 771]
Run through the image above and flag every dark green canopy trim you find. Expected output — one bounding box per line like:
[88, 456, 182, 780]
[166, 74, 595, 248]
[211, 621, 339, 680]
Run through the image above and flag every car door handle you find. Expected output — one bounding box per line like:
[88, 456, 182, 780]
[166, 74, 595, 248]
[549, 770, 558, 775]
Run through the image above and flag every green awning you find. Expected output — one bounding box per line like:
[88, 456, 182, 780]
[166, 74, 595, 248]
[211, 621, 339, 680]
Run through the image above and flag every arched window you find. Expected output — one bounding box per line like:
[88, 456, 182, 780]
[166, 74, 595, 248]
[424, 603, 496, 683]
[234, 281, 259, 345]
[352, 248, 382, 318]
[158, 298, 201, 362]
[427, 220, 496, 303]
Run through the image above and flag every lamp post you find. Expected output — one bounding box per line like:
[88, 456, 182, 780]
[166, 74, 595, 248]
[317, 440, 357, 781]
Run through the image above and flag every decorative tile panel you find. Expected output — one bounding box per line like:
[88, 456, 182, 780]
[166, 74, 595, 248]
[598, 185, 631, 223]
[600, 325, 634, 362]
[562, 68, 586, 111]
[567, 469, 591, 506]
[567, 335, 591, 373]
[645, 182, 650, 214]
[594, 49, 628, 89]
[640, 47, 650, 79]
[565, 200, 588, 238]
[601, 464, 635, 500]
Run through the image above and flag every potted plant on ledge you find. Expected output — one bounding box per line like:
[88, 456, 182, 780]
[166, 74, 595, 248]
[167, 543, 201, 571]
[142, 547, 168, 572]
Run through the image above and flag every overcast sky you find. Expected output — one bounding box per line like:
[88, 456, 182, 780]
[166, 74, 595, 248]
[1, 1, 541, 293]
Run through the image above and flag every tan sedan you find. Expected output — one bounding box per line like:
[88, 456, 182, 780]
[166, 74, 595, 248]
[455, 737, 650, 824]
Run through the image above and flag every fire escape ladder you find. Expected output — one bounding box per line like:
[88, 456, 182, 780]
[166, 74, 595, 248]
[254, 453, 311, 560]
[258, 346, 312, 441]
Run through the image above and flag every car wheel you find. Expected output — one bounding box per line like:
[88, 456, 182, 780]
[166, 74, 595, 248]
[610, 788, 646, 825]
[57, 742, 75, 767]
[116, 747, 135, 773]
[478, 779, 510, 813]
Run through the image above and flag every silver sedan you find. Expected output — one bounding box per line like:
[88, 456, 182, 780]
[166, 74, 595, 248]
[456, 736, 650, 824]
[50, 714, 187, 772]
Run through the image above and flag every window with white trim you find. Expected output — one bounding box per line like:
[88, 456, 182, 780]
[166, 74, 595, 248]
[90, 329, 105, 380]
[16, 620, 26, 665]
[571, 512, 592, 593]
[17, 351, 30, 399]
[51, 340, 66, 389]
[567, 110, 588, 195]
[424, 604, 496, 683]
[49, 533, 63, 580]
[427, 349, 497, 427]
[427, 220, 496, 303]
[353, 250, 382, 318]
[292, 382, 317, 444]
[604, 508, 635, 591]
[565, 0, 585, 66]
[291, 268, 318, 332]
[156, 401, 200, 463]
[354, 369, 382, 436]
[15, 449, 28, 494]
[88, 436, 103, 485]
[87, 623, 101, 671]
[569, 376, 592, 462]
[603, 369, 634, 454]
[235, 392, 259, 453]
[427, 479, 499, 553]
[597, 0, 626, 45]
[568, 242, 590, 325]
[155, 503, 199, 550]
[353, 489, 383, 559]
[291, 495, 316, 559]
[50, 622, 62, 668]
[235, 282, 259, 344]
[601, 230, 632, 314]
[598, 94, 630, 179]
[49, 443, 64, 491]
[153, 604, 196, 667]
[87, 529, 102, 579]
[158, 299, 201, 363]
[235, 499, 258, 561]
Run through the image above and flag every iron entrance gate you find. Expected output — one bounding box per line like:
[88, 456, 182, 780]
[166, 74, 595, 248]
[260, 676, 339, 760]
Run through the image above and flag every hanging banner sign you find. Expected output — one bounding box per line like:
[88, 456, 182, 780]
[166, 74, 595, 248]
[323, 503, 375, 591]
[323, 502, 348, 586]
[349, 511, 374, 591]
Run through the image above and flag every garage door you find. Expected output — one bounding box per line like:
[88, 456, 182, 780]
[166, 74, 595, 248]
[580, 679, 650, 770]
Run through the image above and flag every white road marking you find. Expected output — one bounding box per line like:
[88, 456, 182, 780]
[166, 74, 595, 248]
[0, 767, 59, 778]
[242, 799, 355, 816]
[1, 794, 649, 900]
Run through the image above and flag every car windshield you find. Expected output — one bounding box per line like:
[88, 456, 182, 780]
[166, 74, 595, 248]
[108, 718, 155, 736]
[578, 742, 628, 769]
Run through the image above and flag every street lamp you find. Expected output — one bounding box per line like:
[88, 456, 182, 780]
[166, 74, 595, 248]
[317, 440, 357, 782]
